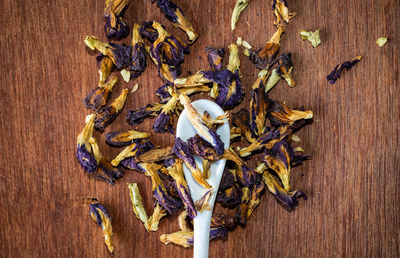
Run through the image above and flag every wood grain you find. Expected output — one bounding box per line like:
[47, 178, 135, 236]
[0, 0, 399, 257]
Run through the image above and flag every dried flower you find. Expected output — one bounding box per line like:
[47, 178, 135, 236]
[76, 114, 97, 173]
[160, 227, 228, 247]
[232, 109, 255, 143]
[105, 130, 151, 147]
[168, 159, 197, 218]
[300, 29, 321, 48]
[104, 0, 130, 40]
[111, 139, 154, 167]
[262, 171, 306, 210]
[173, 137, 211, 188]
[275, 52, 295, 87]
[210, 214, 237, 229]
[95, 88, 129, 132]
[135, 146, 174, 163]
[89, 203, 114, 253]
[219, 168, 236, 192]
[97, 54, 114, 86]
[153, 91, 179, 133]
[128, 183, 149, 230]
[89, 137, 124, 184]
[147, 203, 167, 231]
[126, 102, 164, 126]
[217, 183, 243, 208]
[155, 0, 198, 43]
[178, 210, 192, 231]
[174, 70, 212, 87]
[187, 134, 219, 161]
[84, 76, 118, 111]
[227, 43, 240, 74]
[272, 0, 296, 24]
[235, 202, 248, 225]
[268, 99, 313, 127]
[142, 162, 182, 214]
[326, 56, 362, 84]
[246, 177, 265, 218]
[194, 189, 213, 212]
[85, 36, 132, 70]
[247, 25, 285, 69]
[129, 23, 147, 79]
[223, 149, 257, 187]
[179, 94, 225, 155]
[238, 126, 284, 157]
[205, 47, 225, 71]
[376, 37, 388, 47]
[265, 68, 281, 92]
[231, 0, 249, 31]
[249, 74, 269, 138]
[139, 21, 159, 42]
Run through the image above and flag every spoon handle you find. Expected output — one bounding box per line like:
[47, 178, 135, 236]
[193, 209, 213, 258]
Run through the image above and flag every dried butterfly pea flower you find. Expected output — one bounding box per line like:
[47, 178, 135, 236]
[160, 227, 228, 247]
[174, 70, 212, 87]
[139, 21, 159, 42]
[97, 54, 114, 86]
[202, 159, 211, 179]
[241, 187, 250, 202]
[203, 69, 244, 109]
[210, 214, 237, 229]
[246, 176, 266, 218]
[326, 56, 362, 84]
[95, 88, 129, 132]
[216, 183, 243, 208]
[147, 203, 167, 231]
[111, 139, 154, 167]
[142, 162, 182, 214]
[201, 111, 229, 130]
[231, 0, 249, 30]
[249, 73, 269, 138]
[89, 203, 114, 253]
[232, 109, 255, 143]
[105, 130, 151, 147]
[194, 189, 213, 212]
[262, 171, 306, 210]
[89, 137, 124, 184]
[173, 137, 211, 188]
[85, 36, 132, 70]
[267, 99, 313, 127]
[126, 102, 164, 126]
[187, 134, 219, 161]
[168, 159, 197, 219]
[300, 29, 321, 48]
[104, 0, 130, 40]
[230, 127, 242, 140]
[128, 183, 149, 230]
[227, 43, 240, 74]
[272, 0, 296, 24]
[205, 47, 225, 71]
[76, 114, 97, 173]
[219, 167, 236, 192]
[178, 210, 192, 231]
[238, 126, 284, 157]
[265, 68, 281, 92]
[135, 146, 174, 163]
[156, 0, 198, 43]
[376, 37, 388, 47]
[275, 52, 295, 87]
[222, 149, 257, 187]
[84, 76, 118, 111]
[247, 25, 285, 69]
[263, 139, 293, 190]
[129, 23, 147, 79]
[179, 94, 225, 155]
[153, 91, 179, 134]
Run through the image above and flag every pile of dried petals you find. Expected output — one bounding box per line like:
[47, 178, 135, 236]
[76, 0, 314, 253]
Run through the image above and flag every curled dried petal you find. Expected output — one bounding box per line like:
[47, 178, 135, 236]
[76, 114, 97, 173]
[147, 203, 167, 231]
[97, 54, 114, 86]
[128, 183, 149, 230]
[126, 102, 164, 126]
[89, 203, 114, 253]
[268, 99, 313, 127]
[205, 47, 225, 71]
[272, 0, 296, 24]
[231, 0, 249, 31]
[105, 130, 151, 147]
[84, 76, 118, 111]
[326, 56, 362, 84]
[104, 0, 130, 39]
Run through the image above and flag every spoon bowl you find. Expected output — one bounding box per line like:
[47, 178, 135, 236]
[176, 99, 230, 258]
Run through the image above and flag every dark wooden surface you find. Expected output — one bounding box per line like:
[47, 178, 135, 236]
[1, 0, 399, 257]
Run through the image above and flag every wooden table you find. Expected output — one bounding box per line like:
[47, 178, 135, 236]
[1, 0, 399, 257]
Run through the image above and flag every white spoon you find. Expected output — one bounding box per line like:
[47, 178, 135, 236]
[176, 99, 230, 258]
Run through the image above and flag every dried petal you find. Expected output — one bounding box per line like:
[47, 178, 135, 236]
[128, 183, 149, 230]
[275, 53, 295, 87]
[300, 29, 321, 48]
[97, 54, 114, 86]
[217, 183, 243, 208]
[111, 139, 154, 166]
[89, 203, 114, 253]
[126, 102, 164, 126]
[326, 56, 362, 84]
[249, 74, 269, 138]
[187, 134, 219, 161]
[272, 0, 296, 24]
[130, 23, 147, 78]
[104, 0, 130, 39]
[210, 214, 237, 229]
[153, 91, 179, 134]
[194, 189, 213, 212]
[95, 88, 129, 132]
[376, 37, 388, 47]
[231, 0, 249, 30]
[156, 0, 198, 43]
[160, 227, 227, 247]
[105, 130, 151, 147]
[147, 203, 167, 231]
[268, 99, 313, 127]
[232, 109, 255, 143]
[173, 137, 211, 188]
[135, 146, 174, 163]
[76, 114, 97, 173]
[84, 76, 118, 111]
[227, 43, 240, 74]
[263, 140, 292, 190]
[247, 177, 266, 218]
